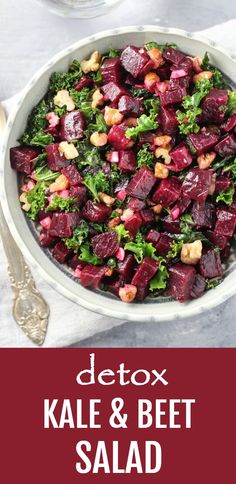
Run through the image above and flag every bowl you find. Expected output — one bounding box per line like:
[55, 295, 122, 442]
[1, 25, 236, 322]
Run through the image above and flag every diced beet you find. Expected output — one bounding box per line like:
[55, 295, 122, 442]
[214, 209, 236, 237]
[146, 229, 161, 245]
[201, 88, 228, 124]
[82, 200, 111, 222]
[169, 75, 190, 91]
[187, 130, 219, 156]
[160, 87, 186, 106]
[68, 185, 87, 207]
[49, 212, 80, 238]
[191, 201, 215, 229]
[138, 132, 156, 145]
[118, 150, 136, 173]
[126, 166, 156, 200]
[199, 250, 223, 278]
[162, 215, 181, 233]
[182, 168, 212, 202]
[127, 198, 146, 211]
[46, 143, 69, 171]
[206, 230, 229, 250]
[222, 114, 236, 133]
[114, 177, 129, 194]
[101, 57, 122, 84]
[124, 212, 142, 237]
[152, 177, 181, 207]
[132, 257, 159, 299]
[108, 124, 134, 150]
[80, 264, 108, 289]
[156, 234, 173, 256]
[73, 76, 93, 91]
[39, 230, 57, 248]
[10, 146, 37, 174]
[60, 110, 86, 142]
[91, 231, 119, 258]
[215, 134, 236, 157]
[52, 241, 72, 264]
[175, 57, 193, 75]
[61, 165, 82, 185]
[163, 47, 186, 65]
[158, 106, 178, 135]
[166, 263, 196, 302]
[169, 143, 192, 172]
[172, 196, 191, 217]
[68, 254, 81, 271]
[215, 176, 231, 194]
[118, 95, 143, 116]
[190, 274, 206, 299]
[116, 254, 135, 282]
[102, 82, 128, 103]
[140, 208, 155, 224]
[121, 45, 152, 78]
[221, 243, 231, 260]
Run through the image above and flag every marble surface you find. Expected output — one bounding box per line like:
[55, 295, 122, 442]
[1, 0, 236, 347]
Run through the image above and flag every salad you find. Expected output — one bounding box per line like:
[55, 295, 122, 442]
[10, 42, 236, 303]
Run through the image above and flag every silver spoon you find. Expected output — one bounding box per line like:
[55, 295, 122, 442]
[0, 102, 49, 345]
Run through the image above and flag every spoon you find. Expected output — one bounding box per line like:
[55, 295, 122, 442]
[0, 102, 49, 345]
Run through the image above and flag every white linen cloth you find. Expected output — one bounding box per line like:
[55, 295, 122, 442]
[0, 20, 235, 347]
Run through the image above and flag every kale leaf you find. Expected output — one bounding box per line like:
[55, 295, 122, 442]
[83, 171, 110, 201]
[79, 243, 102, 265]
[64, 222, 89, 252]
[177, 79, 212, 135]
[149, 258, 169, 291]
[124, 232, 157, 263]
[125, 113, 158, 139]
[26, 182, 47, 220]
[137, 143, 154, 169]
[46, 195, 79, 212]
[216, 186, 235, 206]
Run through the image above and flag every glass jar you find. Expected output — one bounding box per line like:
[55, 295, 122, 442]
[36, 0, 124, 18]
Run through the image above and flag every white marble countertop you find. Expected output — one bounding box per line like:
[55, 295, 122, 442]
[1, 0, 236, 347]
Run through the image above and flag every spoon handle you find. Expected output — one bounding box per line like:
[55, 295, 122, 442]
[0, 104, 49, 345]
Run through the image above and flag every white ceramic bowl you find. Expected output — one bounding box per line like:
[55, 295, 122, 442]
[1, 26, 236, 322]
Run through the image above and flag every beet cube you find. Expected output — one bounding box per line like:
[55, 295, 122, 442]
[172, 196, 191, 217]
[91, 231, 119, 258]
[82, 200, 111, 222]
[160, 87, 186, 106]
[126, 166, 156, 200]
[118, 150, 136, 173]
[152, 177, 181, 207]
[80, 264, 108, 289]
[118, 95, 143, 116]
[221, 114, 236, 133]
[201, 88, 228, 124]
[69, 185, 87, 207]
[10, 146, 37, 174]
[101, 57, 122, 84]
[105, 275, 124, 297]
[215, 176, 231, 194]
[46, 143, 69, 171]
[73, 76, 93, 91]
[156, 234, 173, 256]
[39, 230, 57, 248]
[132, 256, 159, 286]
[169, 143, 193, 172]
[162, 215, 181, 233]
[146, 229, 160, 245]
[215, 134, 236, 157]
[191, 201, 215, 229]
[159, 106, 178, 135]
[163, 47, 186, 65]
[108, 124, 134, 150]
[60, 110, 86, 142]
[140, 208, 155, 225]
[187, 131, 219, 156]
[206, 230, 229, 250]
[124, 212, 142, 237]
[166, 263, 196, 302]
[68, 254, 81, 270]
[52, 241, 72, 264]
[199, 250, 223, 278]
[116, 254, 135, 282]
[102, 82, 128, 103]
[214, 209, 236, 237]
[138, 132, 156, 145]
[121, 45, 151, 78]
[61, 165, 82, 185]
[190, 274, 206, 299]
[127, 198, 146, 211]
[182, 168, 212, 202]
[49, 212, 80, 238]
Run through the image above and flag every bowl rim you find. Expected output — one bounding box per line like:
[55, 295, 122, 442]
[1, 24, 236, 322]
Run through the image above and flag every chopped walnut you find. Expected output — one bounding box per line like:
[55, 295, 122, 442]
[81, 51, 101, 73]
[197, 151, 216, 169]
[19, 192, 31, 212]
[91, 89, 104, 109]
[154, 162, 169, 179]
[104, 106, 124, 126]
[193, 71, 213, 83]
[98, 192, 116, 206]
[53, 89, 75, 112]
[119, 284, 137, 303]
[49, 174, 69, 193]
[181, 240, 203, 265]
[90, 131, 108, 147]
[154, 135, 172, 148]
[155, 147, 171, 164]
[58, 141, 79, 160]
[147, 48, 165, 68]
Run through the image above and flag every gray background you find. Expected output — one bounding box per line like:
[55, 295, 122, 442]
[1, 0, 236, 347]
